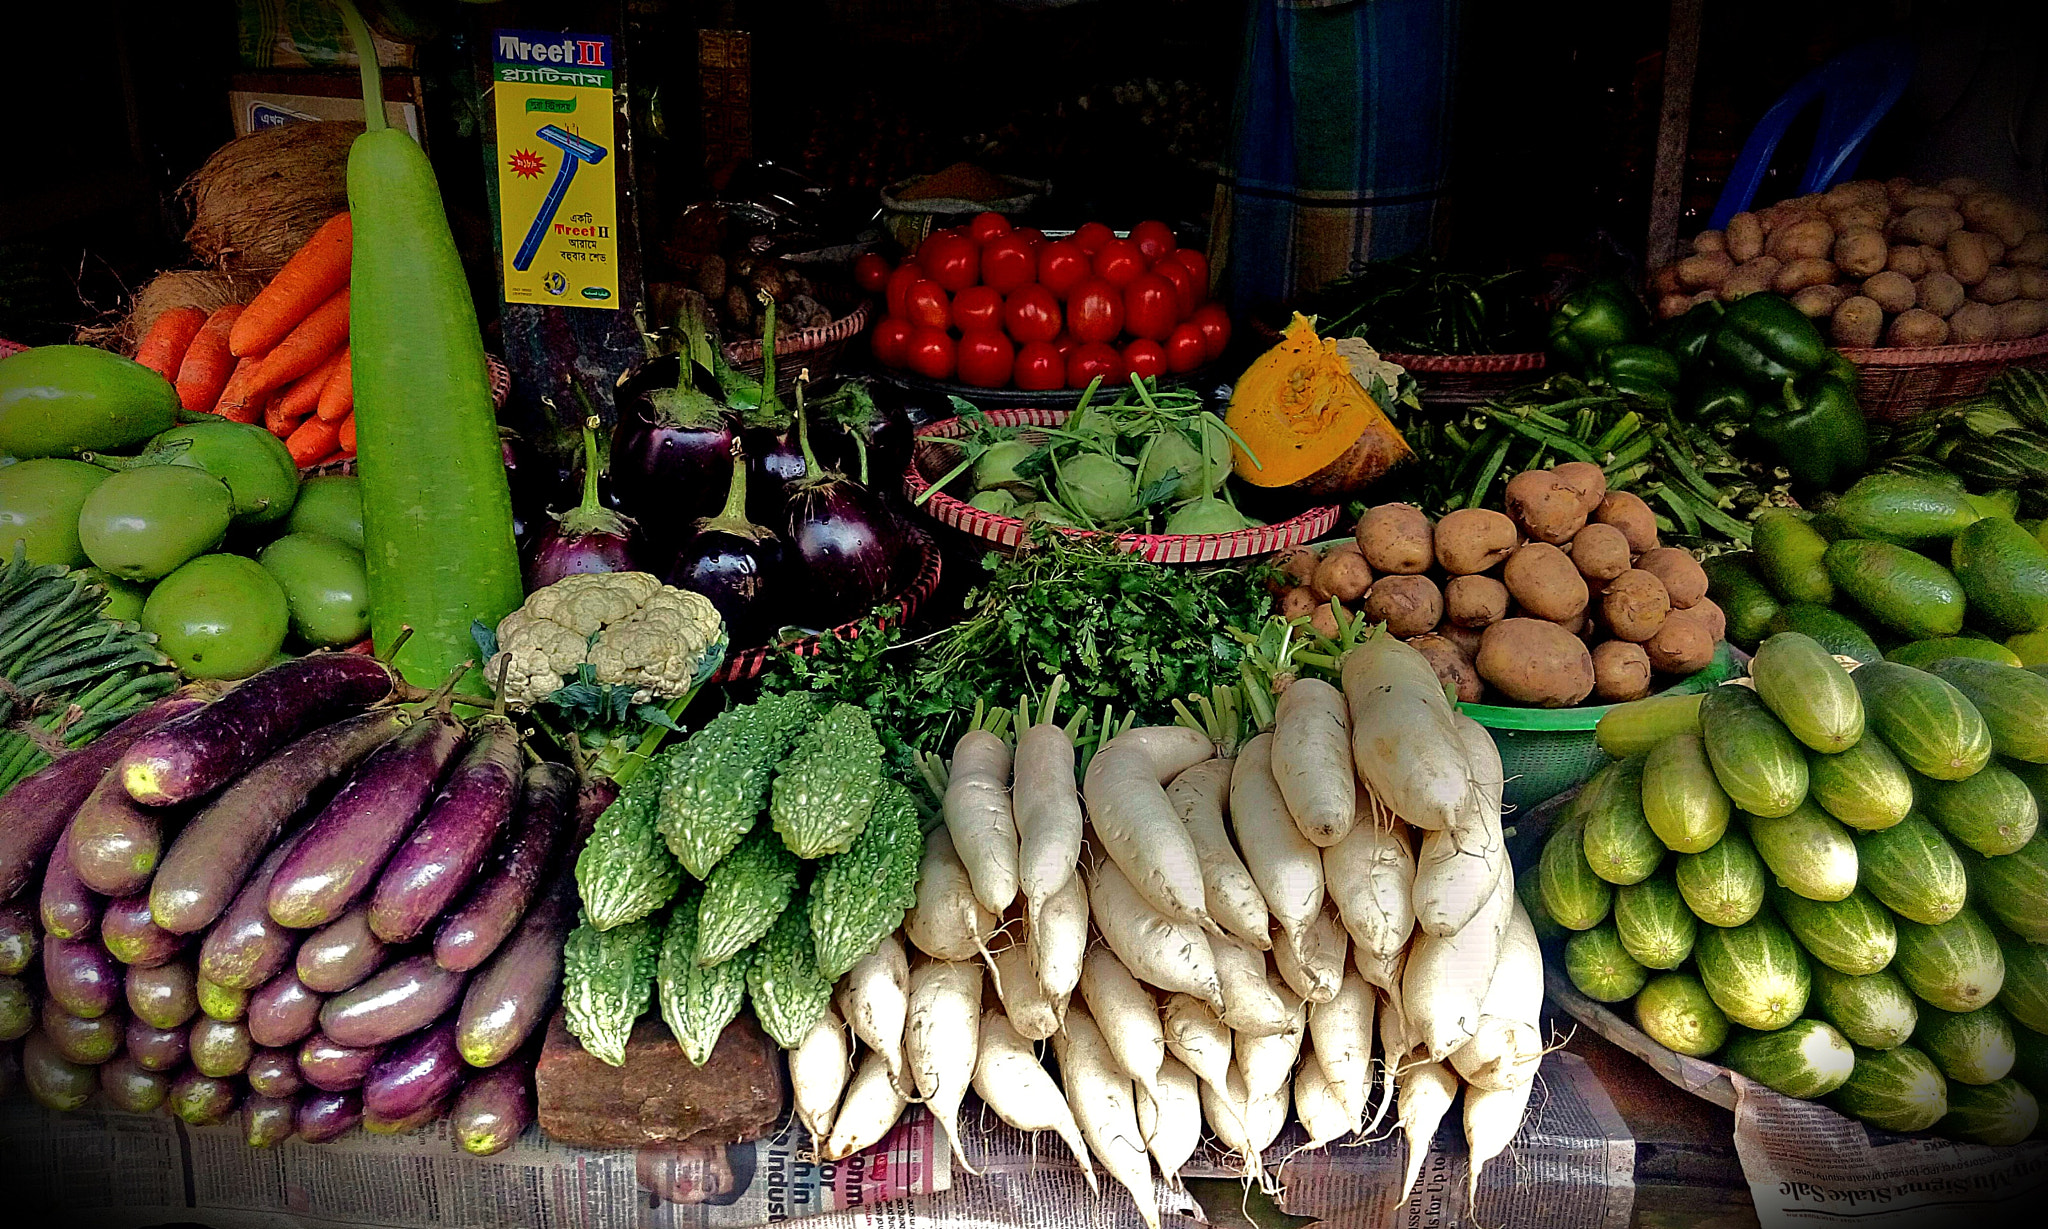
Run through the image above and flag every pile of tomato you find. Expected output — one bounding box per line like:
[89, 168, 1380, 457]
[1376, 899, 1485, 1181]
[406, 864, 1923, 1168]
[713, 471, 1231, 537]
[856, 214, 1232, 390]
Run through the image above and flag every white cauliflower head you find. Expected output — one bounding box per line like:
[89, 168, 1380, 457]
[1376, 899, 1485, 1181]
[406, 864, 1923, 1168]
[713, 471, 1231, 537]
[490, 572, 725, 707]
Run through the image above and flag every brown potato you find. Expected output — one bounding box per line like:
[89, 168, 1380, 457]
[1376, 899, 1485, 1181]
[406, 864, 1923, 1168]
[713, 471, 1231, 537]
[1655, 293, 1693, 320]
[1311, 547, 1374, 603]
[1862, 270, 1918, 314]
[1594, 491, 1659, 554]
[2016, 266, 2048, 300]
[1725, 212, 1765, 262]
[1475, 619, 1595, 708]
[1758, 202, 1812, 233]
[1996, 300, 2048, 340]
[1689, 597, 1727, 644]
[1899, 186, 1960, 210]
[1773, 257, 1836, 295]
[1567, 522, 1632, 581]
[1445, 575, 1509, 629]
[1831, 228, 1887, 278]
[1921, 245, 1949, 275]
[1602, 569, 1672, 642]
[1279, 586, 1320, 620]
[1688, 290, 1719, 308]
[1946, 232, 1993, 285]
[2010, 231, 2048, 266]
[1504, 469, 1589, 544]
[1892, 205, 1964, 246]
[1645, 606, 1717, 674]
[1550, 461, 1608, 515]
[1765, 217, 1834, 262]
[1831, 296, 1885, 348]
[1888, 308, 1950, 347]
[1271, 546, 1319, 592]
[1790, 284, 1847, 319]
[1937, 178, 1983, 200]
[1826, 180, 1887, 210]
[1691, 230, 1727, 255]
[1962, 192, 2029, 247]
[1635, 546, 1708, 609]
[1435, 508, 1519, 575]
[1591, 640, 1654, 702]
[1948, 301, 2001, 345]
[1829, 206, 1890, 234]
[1502, 542, 1590, 624]
[1434, 620, 1484, 661]
[1886, 244, 1931, 278]
[1917, 271, 1966, 317]
[1407, 634, 1482, 704]
[1720, 258, 1782, 300]
[1971, 267, 2021, 306]
[1309, 602, 1343, 640]
[1650, 263, 1683, 294]
[1675, 251, 1734, 291]
[1355, 503, 1434, 575]
[1364, 574, 1443, 639]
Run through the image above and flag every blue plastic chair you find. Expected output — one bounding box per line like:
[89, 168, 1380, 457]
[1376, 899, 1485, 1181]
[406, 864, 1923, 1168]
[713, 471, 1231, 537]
[1708, 38, 1916, 230]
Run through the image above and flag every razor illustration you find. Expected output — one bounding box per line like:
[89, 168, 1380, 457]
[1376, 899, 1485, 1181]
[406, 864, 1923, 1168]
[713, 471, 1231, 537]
[513, 125, 608, 272]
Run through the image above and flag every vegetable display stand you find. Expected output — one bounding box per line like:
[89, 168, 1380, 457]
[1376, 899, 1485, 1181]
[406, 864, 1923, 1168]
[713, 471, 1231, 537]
[1380, 350, 1549, 406]
[708, 525, 942, 682]
[904, 407, 1339, 564]
[723, 299, 873, 396]
[1841, 334, 2048, 421]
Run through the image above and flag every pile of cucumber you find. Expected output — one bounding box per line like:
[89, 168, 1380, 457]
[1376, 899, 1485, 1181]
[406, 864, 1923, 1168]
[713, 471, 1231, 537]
[1537, 633, 2048, 1143]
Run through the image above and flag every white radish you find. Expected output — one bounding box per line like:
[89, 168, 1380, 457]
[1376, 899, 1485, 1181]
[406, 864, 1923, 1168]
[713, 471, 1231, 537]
[789, 1008, 850, 1144]
[945, 730, 1020, 916]
[1084, 738, 1210, 926]
[1079, 947, 1166, 1104]
[905, 827, 999, 963]
[1412, 825, 1506, 938]
[1451, 711, 1506, 842]
[1270, 678, 1357, 846]
[1353, 937, 1404, 997]
[1209, 932, 1292, 1037]
[1054, 1006, 1160, 1229]
[823, 1049, 909, 1161]
[1342, 634, 1471, 832]
[1293, 1051, 1355, 1146]
[1167, 760, 1270, 949]
[1088, 855, 1221, 1003]
[837, 936, 910, 1093]
[1395, 1060, 1460, 1203]
[1197, 1065, 1262, 1182]
[1228, 733, 1325, 953]
[1161, 993, 1233, 1092]
[1113, 725, 1215, 782]
[907, 958, 984, 1174]
[1235, 982, 1303, 1101]
[1308, 970, 1375, 1123]
[1403, 860, 1514, 1061]
[992, 938, 1061, 1041]
[1014, 721, 1084, 918]
[1323, 799, 1415, 976]
[1244, 1077, 1290, 1154]
[973, 1008, 1096, 1191]
[1451, 900, 1546, 1091]
[1031, 871, 1088, 1003]
[1274, 903, 1347, 1004]
[1135, 1054, 1201, 1187]
[1465, 1073, 1537, 1205]
[1367, 975, 1413, 1139]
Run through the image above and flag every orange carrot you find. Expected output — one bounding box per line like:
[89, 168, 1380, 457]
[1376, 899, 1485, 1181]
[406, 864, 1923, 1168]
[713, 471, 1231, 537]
[249, 289, 349, 399]
[338, 412, 357, 454]
[214, 356, 268, 423]
[175, 305, 244, 412]
[230, 212, 352, 358]
[136, 307, 207, 379]
[286, 415, 343, 466]
[265, 395, 309, 438]
[316, 350, 354, 422]
[279, 348, 345, 422]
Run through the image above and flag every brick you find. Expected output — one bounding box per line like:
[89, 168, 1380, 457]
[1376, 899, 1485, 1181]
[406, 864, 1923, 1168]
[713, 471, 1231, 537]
[536, 1008, 784, 1147]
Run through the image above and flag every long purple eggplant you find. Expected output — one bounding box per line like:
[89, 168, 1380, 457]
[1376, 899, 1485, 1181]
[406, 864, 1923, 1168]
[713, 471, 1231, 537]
[0, 974, 31, 1041]
[22, 1031, 96, 1110]
[295, 1088, 362, 1142]
[0, 690, 212, 899]
[41, 999, 122, 1064]
[196, 974, 249, 1022]
[363, 1016, 464, 1120]
[298, 1033, 381, 1091]
[268, 713, 467, 929]
[68, 767, 174, 898]
[101, 1054, 171, 1114]
[575, 774, 619, 842]
[168, 1068, 240, 1125]
[433, 763, 574, 972]
[101, 894, 183, 968]
[190, 1015, 254, 1078]
[246, 1047, 304, 1098]
[456, 874, 573, 1067]
[368, 716, 523, 944]
[121, 654, 395, 806]
[451, 1053, 535, 1155]
[197, 827, 310, 991]
[126, 961, 199, 1030]
[319, 954, 466, 1048]
[39, 821, 100, 940]
[364, 1092, 452, 1135]
[296, 905, 387, 994]
[248, 970, 324, 1048]
[43, 936, 119, 1018]
[0, 900, 36, 976]
[154, 709, 407, 934]
[125, 1018, 188, 1071]
[245, 1093, 298, 1146]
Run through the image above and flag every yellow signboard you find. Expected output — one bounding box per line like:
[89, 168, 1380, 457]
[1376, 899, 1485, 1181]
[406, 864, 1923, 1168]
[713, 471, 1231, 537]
[493, 30, 619, 308]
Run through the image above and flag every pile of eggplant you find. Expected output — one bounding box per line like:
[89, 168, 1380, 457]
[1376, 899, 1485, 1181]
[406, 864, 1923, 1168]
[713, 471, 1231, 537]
[0, 653, 591, 1154]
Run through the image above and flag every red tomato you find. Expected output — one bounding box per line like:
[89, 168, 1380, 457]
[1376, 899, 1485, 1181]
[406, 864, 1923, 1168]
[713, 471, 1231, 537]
[1066, 342, 1124, 389]
[1165, 248, 1210, 299]
[905, 327, 956, 380]
[1123, 274, 1179, 342]
[956, 330, 1016, 388]
[853, 253, 892, 294]
[884, 262, 924, 318]
[904, 279, 952, 331]
[1122, 338, 1167, 380]
[1065, 280, 1125, 344]
[1150, 258, 1199, 318]
[1013, 227, 1046, 248]
[1190, 303, 1232, 360]
[1037, 240, 1090, 300]
[1130, 220, 1177, 263]
[979, 235, 1037, 294]
[1164, 323, 1207, 373]
[871, 317, 915, 367]
[917, 231, 979, 292]
[1002, 284, 1062, 344]
[1072, 222, 1115, 255]
[1092, 239, 1147, 290]
[968, 212, 1012, 244]
[1013, 341, 1064, 390]
[952, 285, 1004, 333]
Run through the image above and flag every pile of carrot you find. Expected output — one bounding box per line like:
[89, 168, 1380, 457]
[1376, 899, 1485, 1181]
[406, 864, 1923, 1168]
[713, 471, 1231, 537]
[134, 212, 359, 467]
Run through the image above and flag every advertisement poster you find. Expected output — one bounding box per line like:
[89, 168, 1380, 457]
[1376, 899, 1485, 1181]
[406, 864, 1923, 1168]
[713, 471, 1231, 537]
[493, 29, 619, 308]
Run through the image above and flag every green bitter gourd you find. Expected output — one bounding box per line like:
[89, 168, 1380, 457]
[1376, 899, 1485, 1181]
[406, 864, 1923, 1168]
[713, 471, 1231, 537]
[747, 904, 833, 1050]
[808, 779, 923, 979]
[769, 703, 884, 859]
[657, 693, 816, 878]
[576, 771, 683, 930]
[695, 828, 801, 967]
[656, 884, 748, 1065]
[562, 910, 659, 1066]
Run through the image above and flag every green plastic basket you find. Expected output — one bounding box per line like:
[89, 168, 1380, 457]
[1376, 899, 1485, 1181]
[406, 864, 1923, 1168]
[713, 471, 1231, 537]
[1463, 643, 1740, 816]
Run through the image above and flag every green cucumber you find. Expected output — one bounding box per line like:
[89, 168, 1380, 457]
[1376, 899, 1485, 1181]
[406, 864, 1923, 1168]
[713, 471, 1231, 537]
[1639, 733, 1731, 855]
[1674, 829, 1766, 928]
[1951, 517, 2048, 636]
[1723, 1019, 1856, 1098]
[1856, 813, 1968, 925]
[1767, 603, 1882, 665]
[1922, 762, 2039, 856]
[1595, 693, 1703, 759]
[1634, 971, 1728, 1057]
[1853, 661, 1992, 781]
[1811, 964, 1919, 1050]
[1929, 659, 2048, 764]
[1517, 866, 1567, 944]
[1939, 1078, 2039, 1146]
[1968, 833, 2048, 943]
[1752, 510, 1834, 605]
[2013, 1028, 2048, 1104]
[1578, 756, 1664, 885]
[1894, 907, 2006, 1013]
[1772, 886, 1896, 976]
[1807, 737, 1914, 831]
[1699, 685, 1808, 818]
[1832, 471, 1982, 545]
[1887, 637, 2024, 670]
[1824, 539, 1967, 640]
[1703, 552, 1780, 650]
[1914, 1003, 2016, 1086]
[1751, 632, 1864, 752]
[1994, 924, 2048, 1035]
[1746, 800, 1858, 902]
[1540, 813, 1612, 932]
[1565, 923, 1647, 1003]
[1695, 912, 1810, 1031]
[1613, 872, 1696, 970]
[1829, 1044, 1947, 1132]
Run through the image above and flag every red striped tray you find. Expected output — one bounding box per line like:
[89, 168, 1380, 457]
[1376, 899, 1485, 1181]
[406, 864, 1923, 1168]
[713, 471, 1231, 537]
[709, 526, 942, 682]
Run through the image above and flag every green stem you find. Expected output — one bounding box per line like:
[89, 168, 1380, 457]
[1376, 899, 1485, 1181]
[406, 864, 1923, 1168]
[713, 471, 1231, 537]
[793, 378, 821, 479]
[333, 0, 388, 133]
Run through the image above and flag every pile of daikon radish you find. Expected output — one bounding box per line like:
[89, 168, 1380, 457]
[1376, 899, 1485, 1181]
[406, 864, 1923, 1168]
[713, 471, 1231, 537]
[784, 631, 1547, 1228]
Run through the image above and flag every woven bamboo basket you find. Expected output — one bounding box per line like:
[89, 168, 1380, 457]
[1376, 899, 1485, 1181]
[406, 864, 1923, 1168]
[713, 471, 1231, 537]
[1381, 349, 1549, 406]
[1844, 332, 2048, 421]
[723, 299, 874, 395]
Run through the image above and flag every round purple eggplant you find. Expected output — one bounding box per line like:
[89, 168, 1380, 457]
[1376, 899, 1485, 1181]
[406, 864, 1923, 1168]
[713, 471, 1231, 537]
[666, 442, 782, 644]
[613, 352, 738, 540]
[526, 417, 642, 589]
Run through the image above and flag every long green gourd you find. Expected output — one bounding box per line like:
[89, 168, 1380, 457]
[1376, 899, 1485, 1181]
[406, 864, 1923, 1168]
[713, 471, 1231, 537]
[335, 1, 523, 687]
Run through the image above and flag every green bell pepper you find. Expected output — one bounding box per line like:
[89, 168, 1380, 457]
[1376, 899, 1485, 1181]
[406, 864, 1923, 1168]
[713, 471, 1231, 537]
[1708, 293, 1830, 388]
[1548, 278, 1645, 368]
[1656, 300, 1725, 371]
[1690, 378, 1755, 425]
[1754, 374, 1870, 489]
[1596, 344, 1682, 409]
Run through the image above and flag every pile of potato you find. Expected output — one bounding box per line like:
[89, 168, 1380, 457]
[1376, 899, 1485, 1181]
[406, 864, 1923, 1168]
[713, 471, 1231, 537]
[1272, 463, 1722, 708]
[1651, 177, 2048, 348]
